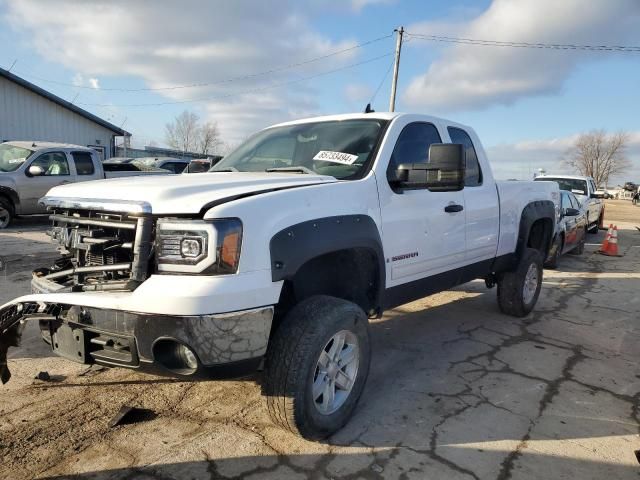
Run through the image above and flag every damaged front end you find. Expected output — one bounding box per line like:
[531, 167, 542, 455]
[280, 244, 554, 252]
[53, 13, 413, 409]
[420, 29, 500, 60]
[1, 197, 153, 382]
[33, 197, 154, 294]
[0, 301, 62, 383]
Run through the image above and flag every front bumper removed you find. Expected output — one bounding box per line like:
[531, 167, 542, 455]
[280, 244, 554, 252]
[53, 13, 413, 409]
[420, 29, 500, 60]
[0, 295, 273, 383]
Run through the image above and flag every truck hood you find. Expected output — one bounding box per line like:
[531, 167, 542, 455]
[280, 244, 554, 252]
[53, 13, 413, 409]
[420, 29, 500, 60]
[42, 171, 338, 214]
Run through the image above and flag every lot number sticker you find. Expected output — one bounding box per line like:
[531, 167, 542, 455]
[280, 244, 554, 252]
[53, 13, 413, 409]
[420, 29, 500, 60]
[313, 150, 358, 165]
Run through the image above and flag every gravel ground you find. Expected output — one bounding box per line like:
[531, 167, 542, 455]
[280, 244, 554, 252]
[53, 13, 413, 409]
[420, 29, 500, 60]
[0, 201, 639, 480]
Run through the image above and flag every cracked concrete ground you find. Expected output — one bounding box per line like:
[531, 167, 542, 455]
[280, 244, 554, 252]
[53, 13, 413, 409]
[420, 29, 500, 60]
[0, 201, 639, 479]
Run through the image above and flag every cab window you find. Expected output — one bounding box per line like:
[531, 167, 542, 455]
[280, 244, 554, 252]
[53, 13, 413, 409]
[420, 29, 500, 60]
[387, 122, 442, 184]
[561, 192, 572, 211]
[72, 152, 95, 175]
[30, 152, 70, 176]
[448, 127, 482, 187]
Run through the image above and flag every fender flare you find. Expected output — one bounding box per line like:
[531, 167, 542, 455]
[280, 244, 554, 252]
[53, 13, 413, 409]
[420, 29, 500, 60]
[516, 200, 555, 259]
[0, 186, 19, 209]
[269, 214, 386, 303]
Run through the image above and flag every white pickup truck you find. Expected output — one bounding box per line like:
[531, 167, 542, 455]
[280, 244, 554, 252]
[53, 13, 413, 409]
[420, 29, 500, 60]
[0, 141, 171, 228]
[534, 174, 604, 233]
[0, 113, 559, 439]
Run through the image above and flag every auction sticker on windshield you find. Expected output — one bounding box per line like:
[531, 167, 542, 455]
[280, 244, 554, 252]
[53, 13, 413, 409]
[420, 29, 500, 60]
[313, 150, 358, 165]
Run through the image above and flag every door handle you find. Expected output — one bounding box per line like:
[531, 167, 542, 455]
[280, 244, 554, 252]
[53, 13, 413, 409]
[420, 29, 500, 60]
[444, 204, 464, 213]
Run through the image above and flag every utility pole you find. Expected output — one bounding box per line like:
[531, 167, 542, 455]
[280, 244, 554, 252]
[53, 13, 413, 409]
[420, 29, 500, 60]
[389, 26, 404, 112]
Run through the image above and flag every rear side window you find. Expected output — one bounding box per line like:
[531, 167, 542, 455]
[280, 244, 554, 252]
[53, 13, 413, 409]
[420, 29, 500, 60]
[72, 152, 95, 175]
[387, 122, 442, 182]
[166, 162, 187, 173]
[448, 127, 482, 187]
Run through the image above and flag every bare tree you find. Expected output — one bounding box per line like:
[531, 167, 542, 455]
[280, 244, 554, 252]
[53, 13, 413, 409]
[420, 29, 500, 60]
[165, 111, 201, 153]
[198, 121, 221, 155]
[563, 130, 630, 186]
[165, 111, 221, 155]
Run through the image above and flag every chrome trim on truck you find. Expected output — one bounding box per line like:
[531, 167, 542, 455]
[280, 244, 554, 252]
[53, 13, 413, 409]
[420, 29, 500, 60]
[40, 196, 152, 214]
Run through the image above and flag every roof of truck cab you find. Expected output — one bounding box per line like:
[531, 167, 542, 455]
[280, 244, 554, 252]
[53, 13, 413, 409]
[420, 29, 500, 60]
[3, 140, 92, 151]
[269, 112, 470, 129]
[536, 175, 594, 181]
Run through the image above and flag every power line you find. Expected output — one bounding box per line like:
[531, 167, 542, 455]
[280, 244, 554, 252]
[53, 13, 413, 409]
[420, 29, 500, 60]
[369, 59, 394, 107]
[405, 33, 640, 52]
[12, 33, 394, 92]
[77, 52, 394, 107]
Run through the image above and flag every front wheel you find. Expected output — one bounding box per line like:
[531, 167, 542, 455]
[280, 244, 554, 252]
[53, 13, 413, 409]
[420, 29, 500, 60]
[0, 198, 13, 229]
[544, 235, 562, 269]
[263, 295, 371, 439]
[497, 248, 543, 317]
[587, 215, 600, 234]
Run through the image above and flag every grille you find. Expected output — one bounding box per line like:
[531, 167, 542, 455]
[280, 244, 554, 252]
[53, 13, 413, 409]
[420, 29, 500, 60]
[43, 208, 153, 292]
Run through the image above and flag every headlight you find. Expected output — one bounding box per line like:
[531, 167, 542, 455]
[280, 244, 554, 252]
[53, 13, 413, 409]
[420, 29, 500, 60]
[155, 218, 242, 274]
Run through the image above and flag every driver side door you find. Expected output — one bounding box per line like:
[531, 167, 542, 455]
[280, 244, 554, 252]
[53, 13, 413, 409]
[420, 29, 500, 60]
[378, 121, 467, 288]
[21, 151, 75, 213]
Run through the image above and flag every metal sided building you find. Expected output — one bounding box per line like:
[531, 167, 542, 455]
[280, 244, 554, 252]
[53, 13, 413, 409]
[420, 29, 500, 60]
[0, 67, 128, 159]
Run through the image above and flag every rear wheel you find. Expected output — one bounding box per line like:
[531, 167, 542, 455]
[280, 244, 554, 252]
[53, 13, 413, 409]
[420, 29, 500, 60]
[0, 197, 14, 229]
[497, 248, 543, 317]
[264, 295, 371, 439]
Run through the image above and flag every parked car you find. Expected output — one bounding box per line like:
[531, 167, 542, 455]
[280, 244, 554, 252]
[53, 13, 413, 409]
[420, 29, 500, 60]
[544, 190, 587, 269]
[594, 187, 612, 199]
[0, 113, 559, 438]
[534, 175, 604, 233]
[186, 158, 212, 173]
[132, 157, 190, 174]
[0, 141, 171, 228]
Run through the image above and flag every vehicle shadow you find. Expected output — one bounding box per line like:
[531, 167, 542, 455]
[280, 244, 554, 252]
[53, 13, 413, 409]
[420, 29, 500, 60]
[41, 451, 640, 480]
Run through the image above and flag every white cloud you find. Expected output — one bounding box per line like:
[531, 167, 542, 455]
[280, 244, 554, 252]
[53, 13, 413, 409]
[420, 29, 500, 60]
[3, 1, 364, 142]
[350, 0, 395, 13]
[487, 131, 640, 185]
[404, 0, 640, 112]
[70, 73, 99, 89]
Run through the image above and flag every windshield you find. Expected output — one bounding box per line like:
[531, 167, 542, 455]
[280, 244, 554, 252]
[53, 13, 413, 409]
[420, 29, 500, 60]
[0, 144, 34, 172]
[211, 119, 388, 179]
[536, 177, 588, 196]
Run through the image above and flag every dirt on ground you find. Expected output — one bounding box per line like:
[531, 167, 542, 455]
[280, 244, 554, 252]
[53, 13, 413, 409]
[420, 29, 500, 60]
[0, 201, 639, 479]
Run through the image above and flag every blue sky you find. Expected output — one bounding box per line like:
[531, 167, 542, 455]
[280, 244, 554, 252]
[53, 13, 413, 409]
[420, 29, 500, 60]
[1, 0, 639, 183]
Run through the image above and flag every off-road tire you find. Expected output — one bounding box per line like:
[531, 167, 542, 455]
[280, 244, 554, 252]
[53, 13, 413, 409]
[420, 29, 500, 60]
[497, 248, 543, 317]
[263, 295, 371, 439]
[0, 197, 14, 229]
[544, 235, 562, 269]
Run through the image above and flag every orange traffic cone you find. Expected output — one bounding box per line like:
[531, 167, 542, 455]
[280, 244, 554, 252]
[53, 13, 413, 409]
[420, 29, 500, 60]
[599, 225, 621, 256]
[599, 224, 613, 252]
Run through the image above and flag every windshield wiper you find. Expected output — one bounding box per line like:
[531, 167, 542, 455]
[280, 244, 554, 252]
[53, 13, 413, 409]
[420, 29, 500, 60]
[211, 167, 239, 172]
[265, 166, 315, 175]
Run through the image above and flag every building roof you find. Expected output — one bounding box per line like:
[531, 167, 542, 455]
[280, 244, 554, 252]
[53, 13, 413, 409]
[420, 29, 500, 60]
[4, 140, 94, 151]
[0, 67, 129, 136]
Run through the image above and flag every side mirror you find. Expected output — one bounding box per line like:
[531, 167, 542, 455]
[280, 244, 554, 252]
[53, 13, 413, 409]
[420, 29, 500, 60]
[564, 207, 580, 217]
[591, 193, 604, 199]
[27, 165, 45, 177]
[393, 143, 465, 192]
